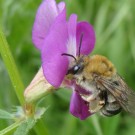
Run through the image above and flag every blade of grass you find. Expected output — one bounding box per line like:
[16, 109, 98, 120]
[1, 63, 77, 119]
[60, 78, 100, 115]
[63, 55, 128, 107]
[95, 0, 111, 37]
[85, 0, 95, 21]
[96, 1, 129, 50]
[128, 18, 135, 62]
[0, 26, 25, 105]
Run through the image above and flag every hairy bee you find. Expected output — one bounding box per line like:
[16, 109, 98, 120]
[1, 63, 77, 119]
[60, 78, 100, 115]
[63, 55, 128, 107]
[65, 54, 135, 117]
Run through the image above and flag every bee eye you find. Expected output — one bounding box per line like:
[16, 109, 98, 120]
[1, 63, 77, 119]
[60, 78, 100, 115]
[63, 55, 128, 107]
[73, 65, 80, 74]
[67, 65, 82, 75]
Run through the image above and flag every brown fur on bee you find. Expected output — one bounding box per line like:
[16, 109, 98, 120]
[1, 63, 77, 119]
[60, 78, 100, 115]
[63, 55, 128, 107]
[83, 55, 116, 79]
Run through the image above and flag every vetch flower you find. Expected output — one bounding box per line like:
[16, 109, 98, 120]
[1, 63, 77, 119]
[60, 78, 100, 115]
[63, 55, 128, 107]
[32, 0, 96, 120]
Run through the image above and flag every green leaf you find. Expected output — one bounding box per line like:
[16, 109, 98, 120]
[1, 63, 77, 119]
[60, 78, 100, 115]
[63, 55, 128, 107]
[14, 118, 36, 135]
[0, 109, 14, 119]
[0, 26, 25, 105]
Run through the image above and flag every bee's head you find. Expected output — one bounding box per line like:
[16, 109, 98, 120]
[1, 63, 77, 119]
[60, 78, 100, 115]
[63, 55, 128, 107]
[67, 56, 85, 75]
[61, 33, 87, 79]
[61, 53, 85, 75]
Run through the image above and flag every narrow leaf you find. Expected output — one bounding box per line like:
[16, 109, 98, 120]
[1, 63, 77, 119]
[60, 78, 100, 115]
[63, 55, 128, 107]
[0, 26, 25, 105]
[0, 109, 14, 119]
[0, 120, 24, 135]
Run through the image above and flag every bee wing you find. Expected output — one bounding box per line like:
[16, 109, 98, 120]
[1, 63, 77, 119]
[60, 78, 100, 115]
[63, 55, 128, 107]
[98, 75, 135, 115]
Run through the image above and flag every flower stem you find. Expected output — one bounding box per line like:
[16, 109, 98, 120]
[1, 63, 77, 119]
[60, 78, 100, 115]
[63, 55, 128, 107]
[0, 26, 25, 105]
[91, 115, 103, 135]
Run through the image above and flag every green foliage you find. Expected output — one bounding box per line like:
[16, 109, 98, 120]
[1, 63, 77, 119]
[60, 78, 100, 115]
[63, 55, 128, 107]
[14, 119, 36, 135]
[0, 0, 135, 135]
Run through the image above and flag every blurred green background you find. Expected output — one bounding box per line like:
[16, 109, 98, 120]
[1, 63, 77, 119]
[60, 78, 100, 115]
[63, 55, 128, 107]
[0, 0, 135, 135]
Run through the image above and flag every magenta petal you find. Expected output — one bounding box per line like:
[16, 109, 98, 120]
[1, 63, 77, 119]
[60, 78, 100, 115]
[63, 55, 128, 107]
[32, 0, 65, 50]
[76, 22, 96, 55]
[70, 91, 91, 120]
[41, 8, 68, 88]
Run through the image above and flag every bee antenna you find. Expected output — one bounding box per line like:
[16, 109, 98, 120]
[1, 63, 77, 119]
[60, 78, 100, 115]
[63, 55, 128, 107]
[61, 53, 77, 61]
[79, 33, 84, 57]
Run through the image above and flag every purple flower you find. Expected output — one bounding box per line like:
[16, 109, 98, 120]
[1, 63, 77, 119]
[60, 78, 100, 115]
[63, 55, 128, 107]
[32, 0, 96, 120]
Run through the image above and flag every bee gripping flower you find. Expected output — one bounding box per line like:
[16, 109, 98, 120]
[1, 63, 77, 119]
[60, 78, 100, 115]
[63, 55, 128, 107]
[32, 0, 96, 120]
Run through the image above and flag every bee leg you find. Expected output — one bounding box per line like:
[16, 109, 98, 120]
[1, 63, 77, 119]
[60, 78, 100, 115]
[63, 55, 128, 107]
[89, 98, 105, 113]
[99, 100, 105, 105]
[81, 91, 100, 102]
[81, 91, 105, 113]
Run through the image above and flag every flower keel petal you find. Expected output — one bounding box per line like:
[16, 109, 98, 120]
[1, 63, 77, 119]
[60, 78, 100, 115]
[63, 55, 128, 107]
[70, 91, 91, 120]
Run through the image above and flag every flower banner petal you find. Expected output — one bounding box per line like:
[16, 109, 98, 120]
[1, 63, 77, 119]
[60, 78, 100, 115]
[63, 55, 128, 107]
[70, 91, 91, 120]
[58, 2, 65, 12]
[76, 22, 96, 55]
[32, 0, 65, 50]
[66, 14, 77, 60]
[41, 8, 69, 88]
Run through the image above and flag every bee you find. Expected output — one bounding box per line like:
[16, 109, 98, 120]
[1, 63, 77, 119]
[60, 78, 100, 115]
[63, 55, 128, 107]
[63, 54, 135, 117]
